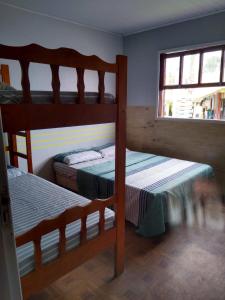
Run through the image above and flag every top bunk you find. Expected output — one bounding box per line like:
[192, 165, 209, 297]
[0, 44, 127, 133]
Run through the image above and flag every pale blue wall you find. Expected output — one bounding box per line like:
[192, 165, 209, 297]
[124, 11, 225, 106]
[0, 4, 122, 180]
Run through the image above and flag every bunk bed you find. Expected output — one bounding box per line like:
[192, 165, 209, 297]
[0, 44, 127, 299]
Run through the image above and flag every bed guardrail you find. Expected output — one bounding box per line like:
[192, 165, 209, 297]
[0, 44, 123, 132]
[16, 195, 115, 298]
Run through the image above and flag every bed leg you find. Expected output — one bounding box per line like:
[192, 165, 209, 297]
[114, 224, 125, 277]
[114, 195, 125, 277]
[200, 194, 206, 226]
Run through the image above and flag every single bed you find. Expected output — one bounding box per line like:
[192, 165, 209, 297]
[8, 168, 115, 277]
[53, 146, 213, 237]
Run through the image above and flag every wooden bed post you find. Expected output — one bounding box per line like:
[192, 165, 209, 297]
[0, 65, 19, 168]
[1, 64, 33, 173]
[8, 133, 19, 168]
[0, 64, 10, 84]
[115, 55, 127, 276]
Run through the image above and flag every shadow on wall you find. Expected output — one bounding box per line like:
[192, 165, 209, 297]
[37, 158, 55, 182]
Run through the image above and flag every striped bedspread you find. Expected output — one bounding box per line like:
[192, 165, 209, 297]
[8, 173, 114, 277]
[76, 151, 213, 237]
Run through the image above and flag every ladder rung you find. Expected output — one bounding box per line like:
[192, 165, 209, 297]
[13, 152, 27, 159]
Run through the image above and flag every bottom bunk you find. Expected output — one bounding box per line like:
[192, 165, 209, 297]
[8, 168, 116, 299]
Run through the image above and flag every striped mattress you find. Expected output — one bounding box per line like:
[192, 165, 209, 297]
[53, 151, 213, 237]
[8, 173, 114, 277]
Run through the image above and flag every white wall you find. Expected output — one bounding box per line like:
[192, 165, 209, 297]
[0, 4, 123, 179]
[124, 11, 225, 106]
[0, 4, 123, 93]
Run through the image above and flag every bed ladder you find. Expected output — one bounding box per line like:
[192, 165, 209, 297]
[7, 131, 33, 173]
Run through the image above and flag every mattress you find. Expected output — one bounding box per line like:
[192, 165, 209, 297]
[8, 173, 114, 277]
[53, 151, 213, 237]
[0, 91, 115, 104]
[54, 156, 113, 192]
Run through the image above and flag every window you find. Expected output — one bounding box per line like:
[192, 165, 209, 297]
[158, 44, 225, 121]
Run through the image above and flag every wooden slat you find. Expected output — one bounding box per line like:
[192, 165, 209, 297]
[59, 226, 66, 256]
[12, 151, 27, 159]
[1, 64, 33, 172]
[19, 60, 32, 103]
[80, 216, 87, 244]
[25, 130, 33, 173]
[50, 65, 60, 104]
[0, 44, 117, 73]
[76, 68, 85, 104]
[1, 104, 117, 133]
[0, 64, 10, 84]
[8, 134, 19, 167]
[99, 208, 105, 234]
[34, 238, 42, 270]
[98, 71, 105, 104]
[21, 229, 116, 300]
[114, 55, 127, 276]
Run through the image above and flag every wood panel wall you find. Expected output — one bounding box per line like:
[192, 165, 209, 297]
[127, 106, 225, 192]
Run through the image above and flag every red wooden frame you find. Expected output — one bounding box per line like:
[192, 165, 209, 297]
[159, 44, 225, 117]
[0, 44, 127, 299]
[0, 64, 33, 173]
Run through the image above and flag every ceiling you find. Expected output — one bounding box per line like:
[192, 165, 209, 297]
[2, 0, 225, 35]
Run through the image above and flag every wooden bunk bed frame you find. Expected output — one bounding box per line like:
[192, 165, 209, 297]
[0, 44, 127, 299]
[0, 64, 33, 173]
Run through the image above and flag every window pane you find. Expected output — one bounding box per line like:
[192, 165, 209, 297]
[165, 57, 180, 85]
[202, 50, 222, 83]
[182, 54, 200, 84]
[163, 87, 225, 120]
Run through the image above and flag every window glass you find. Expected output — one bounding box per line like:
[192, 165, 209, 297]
[165, 57, 180, 85]
[202, 50, 222, 83]
[163, 87, 225, 120]
[182, 54, 200, 84]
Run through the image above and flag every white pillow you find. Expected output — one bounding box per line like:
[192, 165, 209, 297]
[100, 145, 130, 158]
[100, 145, 115, 157]
[63, 150, 102, 165]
